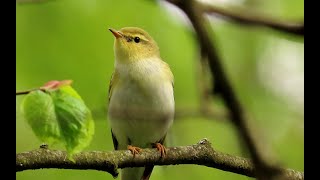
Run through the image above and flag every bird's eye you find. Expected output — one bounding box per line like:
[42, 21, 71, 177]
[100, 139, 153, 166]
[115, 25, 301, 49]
[134, 37, 140, 43]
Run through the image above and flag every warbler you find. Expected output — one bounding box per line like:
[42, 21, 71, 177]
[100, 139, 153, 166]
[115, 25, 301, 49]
[107, 27, 175, 180]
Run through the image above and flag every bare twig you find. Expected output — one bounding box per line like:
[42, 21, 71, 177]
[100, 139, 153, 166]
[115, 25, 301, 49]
[16, 88, 41, 96]
[199, 3, 304, 36]
[166, 0, 283, 179]
[16, 139, 304, 179]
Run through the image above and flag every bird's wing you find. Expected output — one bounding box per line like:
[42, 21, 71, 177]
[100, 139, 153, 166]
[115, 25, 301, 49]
[162, 60, 174, 91]
[111, 129, 118, 150]
[108, 70, 119, 102]
[108, 71, 120, 150]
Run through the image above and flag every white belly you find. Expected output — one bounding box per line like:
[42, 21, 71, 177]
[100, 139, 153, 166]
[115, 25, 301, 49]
[108, 60, 174, 149]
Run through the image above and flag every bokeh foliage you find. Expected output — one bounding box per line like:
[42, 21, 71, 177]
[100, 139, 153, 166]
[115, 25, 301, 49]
[16, 0, 304, 179]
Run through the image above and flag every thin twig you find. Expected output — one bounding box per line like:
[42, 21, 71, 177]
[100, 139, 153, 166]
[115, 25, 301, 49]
[166, 0, 283, 179]
[16, 88, 41, 96]
[199, 2, 304, 36]
[16, 139, 304, 179]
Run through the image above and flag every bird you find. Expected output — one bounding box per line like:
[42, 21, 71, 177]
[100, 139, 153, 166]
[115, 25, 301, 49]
[107, 27, 175, 180]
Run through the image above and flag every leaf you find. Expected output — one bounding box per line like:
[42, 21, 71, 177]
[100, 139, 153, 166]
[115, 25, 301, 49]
[21, 90, 61, 145]
[51, 86, 95, 158]
[20, 80, 95, 160]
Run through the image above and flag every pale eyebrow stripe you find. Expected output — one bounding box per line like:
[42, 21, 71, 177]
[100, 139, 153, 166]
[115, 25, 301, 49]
[130, 34, 149, 42]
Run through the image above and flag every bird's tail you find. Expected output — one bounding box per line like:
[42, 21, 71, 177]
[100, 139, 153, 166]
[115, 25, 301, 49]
[121, 166, 154, 180]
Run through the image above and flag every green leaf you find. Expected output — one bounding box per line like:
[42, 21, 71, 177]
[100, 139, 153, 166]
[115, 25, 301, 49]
[21, 90, 61, 145]
[51, 86, 94, 158]
[20, 81, 95, 160]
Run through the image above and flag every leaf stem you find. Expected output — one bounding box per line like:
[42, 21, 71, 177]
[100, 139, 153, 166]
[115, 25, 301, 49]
[16, 88, 42, 96]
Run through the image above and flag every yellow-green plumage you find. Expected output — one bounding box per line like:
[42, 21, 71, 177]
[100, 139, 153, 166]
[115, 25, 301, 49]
[108, 27, 174, 180]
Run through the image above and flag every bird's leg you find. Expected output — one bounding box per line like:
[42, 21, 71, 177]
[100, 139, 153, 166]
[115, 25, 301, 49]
[152, 143, 167, 158]
[127, 145, 142, 158]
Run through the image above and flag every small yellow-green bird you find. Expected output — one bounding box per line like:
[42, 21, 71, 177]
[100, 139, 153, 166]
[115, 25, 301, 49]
[107, 27, 175, 180]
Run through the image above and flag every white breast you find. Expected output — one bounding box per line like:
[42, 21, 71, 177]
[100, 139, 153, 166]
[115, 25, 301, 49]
[108, 58, 174, 149]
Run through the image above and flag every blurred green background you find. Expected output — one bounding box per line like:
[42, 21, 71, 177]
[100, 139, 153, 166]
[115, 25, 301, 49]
[16, 0, 304, 179]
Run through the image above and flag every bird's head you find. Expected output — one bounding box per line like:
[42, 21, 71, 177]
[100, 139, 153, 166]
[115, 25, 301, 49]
[109, 27, 160, 63]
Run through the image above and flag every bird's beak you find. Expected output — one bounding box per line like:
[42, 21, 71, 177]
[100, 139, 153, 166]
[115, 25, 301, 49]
[109, 28, 122, 39]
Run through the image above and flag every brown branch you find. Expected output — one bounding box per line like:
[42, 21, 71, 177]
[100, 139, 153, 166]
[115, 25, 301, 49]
[199, 2, 304, 36]
[16, 88, 42, 96]
[16, 139, 304, 179]
[166, 0, 283, 179]
[16, 90, 32, 96]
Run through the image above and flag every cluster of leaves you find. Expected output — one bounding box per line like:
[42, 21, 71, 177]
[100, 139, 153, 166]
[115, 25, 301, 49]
[21, 80, 95, 160]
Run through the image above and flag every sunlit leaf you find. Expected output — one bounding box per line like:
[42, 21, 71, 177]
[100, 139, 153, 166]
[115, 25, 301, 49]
[21, 90, 60, 145]
[21, 80, 95, 160]
[51, 85, 95, 158]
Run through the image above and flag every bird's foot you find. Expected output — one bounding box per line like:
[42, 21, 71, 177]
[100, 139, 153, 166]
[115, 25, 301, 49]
[127, 145, 142, 158]
[152, 143, 167, 158]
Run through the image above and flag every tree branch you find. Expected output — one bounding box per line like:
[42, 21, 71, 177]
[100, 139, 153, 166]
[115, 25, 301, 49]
[16, 88, 41, 96]
[199, 3, 304, 36]
[166, 0, 286, 179]
[16, 139, 303, 179]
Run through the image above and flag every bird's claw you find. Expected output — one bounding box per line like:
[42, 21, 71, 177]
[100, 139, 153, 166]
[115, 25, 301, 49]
[153, 143, 167, 158]
[127, 145, 142, 158]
